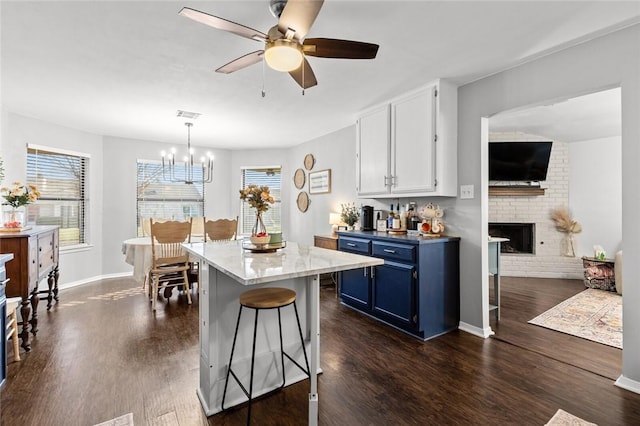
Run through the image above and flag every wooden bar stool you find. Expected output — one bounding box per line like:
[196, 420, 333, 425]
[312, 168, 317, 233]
[221, 287, 310, 425]
[6, 297, 22, 361]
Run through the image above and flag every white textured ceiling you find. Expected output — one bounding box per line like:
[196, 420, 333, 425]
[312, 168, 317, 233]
[2, 1, 639, 149]
[490, 87, 622, 143]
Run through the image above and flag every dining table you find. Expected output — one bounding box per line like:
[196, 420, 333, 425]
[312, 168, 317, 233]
[122, 237, 153, 286]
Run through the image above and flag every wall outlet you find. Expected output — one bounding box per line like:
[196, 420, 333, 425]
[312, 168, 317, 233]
[460, 184, 474, 199]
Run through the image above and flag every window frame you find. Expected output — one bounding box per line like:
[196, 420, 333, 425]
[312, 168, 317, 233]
[26, 143, 90, 249]
[239, 166, 282, 236]
[136, 159, 205, 236]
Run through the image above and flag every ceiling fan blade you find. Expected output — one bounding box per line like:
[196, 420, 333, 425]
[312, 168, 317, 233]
[179, 7, 268, 42]
[216, 51, 264, 74]
[278, 0, 324, 40]
[303, 38, 379, 59]
[289, 57, 318, 89]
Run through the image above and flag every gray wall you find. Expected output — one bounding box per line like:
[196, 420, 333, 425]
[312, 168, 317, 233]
[455, 24, 639, 389]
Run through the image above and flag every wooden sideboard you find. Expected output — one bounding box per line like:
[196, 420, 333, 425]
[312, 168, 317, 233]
[0, 226, 60, 351]
[1, 253, 15, 389]
[314, 235, 338, 293]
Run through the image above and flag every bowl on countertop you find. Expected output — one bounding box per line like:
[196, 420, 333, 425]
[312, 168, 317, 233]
[250, 235, 271, 245]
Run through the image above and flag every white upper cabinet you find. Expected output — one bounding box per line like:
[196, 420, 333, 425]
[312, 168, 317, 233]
[356, 105, 390, 196]
[356, 79, 458, 198]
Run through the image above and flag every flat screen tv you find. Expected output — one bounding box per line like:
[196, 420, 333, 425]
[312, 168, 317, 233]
[489, 141, 553, 182]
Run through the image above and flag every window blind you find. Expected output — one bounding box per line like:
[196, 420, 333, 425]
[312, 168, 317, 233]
[240, 167, 281, 234]
[26, 146, 88, 247]
[136, 160, 205, 236]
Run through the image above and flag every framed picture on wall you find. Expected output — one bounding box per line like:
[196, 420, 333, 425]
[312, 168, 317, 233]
[309, 169, 331, 194]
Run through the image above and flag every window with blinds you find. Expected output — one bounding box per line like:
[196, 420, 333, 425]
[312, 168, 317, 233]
[240, 167, 281, 234]
[26, 146, 89, 247]
[136, 160, 204, 236]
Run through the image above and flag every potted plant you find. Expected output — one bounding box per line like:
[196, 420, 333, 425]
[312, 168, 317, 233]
[340, 202, 360, 230]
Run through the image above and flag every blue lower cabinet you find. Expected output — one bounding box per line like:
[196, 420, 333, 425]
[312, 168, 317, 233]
[339, 267, 371, 310]
[337, 232, 459, 340]
[372, 262, 416, 328]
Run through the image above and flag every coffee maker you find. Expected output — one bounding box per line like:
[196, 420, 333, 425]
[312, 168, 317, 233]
[361, 205, 374, 231]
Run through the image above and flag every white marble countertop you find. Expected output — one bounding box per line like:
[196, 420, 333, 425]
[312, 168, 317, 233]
[183, 240, 383, 285]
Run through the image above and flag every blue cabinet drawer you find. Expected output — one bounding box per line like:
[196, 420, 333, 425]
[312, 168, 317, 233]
[338, 237, 371, 255]
[372, 241, 416, 263]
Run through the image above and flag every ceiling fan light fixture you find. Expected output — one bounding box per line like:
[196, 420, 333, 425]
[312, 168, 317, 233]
[264, 39, 303, 72]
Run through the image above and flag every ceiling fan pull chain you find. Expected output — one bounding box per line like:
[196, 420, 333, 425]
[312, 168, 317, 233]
[302, 62, 305, 96]
[261, 55, 266, 98]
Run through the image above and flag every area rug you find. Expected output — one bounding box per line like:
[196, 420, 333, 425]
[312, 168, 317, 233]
[94, 413, 134, 426]
[545, 409, 597, 425]
[528, 288, 622, 349]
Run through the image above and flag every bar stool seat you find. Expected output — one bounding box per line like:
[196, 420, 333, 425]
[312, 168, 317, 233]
[6, 297, 22, 361]
[221, 287, 310, 425]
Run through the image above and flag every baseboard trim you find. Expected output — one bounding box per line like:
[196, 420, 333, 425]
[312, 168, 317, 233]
[459, 321, 494, 338]
[615, 374, 640, 394]
[58, 272, 133, 291]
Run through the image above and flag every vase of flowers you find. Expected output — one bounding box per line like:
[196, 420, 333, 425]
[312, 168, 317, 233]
[239, 184, 275, 243]
[550, 207, 582, 257]
[1, 182, 41, 228]
[340, 202, 360, 230]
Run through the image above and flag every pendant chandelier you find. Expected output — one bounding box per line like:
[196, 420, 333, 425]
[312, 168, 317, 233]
[161, 122, 214, 184]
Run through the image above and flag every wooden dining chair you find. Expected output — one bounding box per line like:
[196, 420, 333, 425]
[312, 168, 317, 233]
[149, 218, 193, 311]
[203, 217, 238, 242]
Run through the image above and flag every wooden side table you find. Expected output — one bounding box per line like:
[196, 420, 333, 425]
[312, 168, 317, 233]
[314, 235, 338, 295]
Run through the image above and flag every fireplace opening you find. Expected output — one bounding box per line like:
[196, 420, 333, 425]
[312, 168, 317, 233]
[489, 223, 535, 254]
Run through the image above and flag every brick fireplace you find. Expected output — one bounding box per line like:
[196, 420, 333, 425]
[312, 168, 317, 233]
[489, 132, 583, 279]
[489, 223, 535, 254]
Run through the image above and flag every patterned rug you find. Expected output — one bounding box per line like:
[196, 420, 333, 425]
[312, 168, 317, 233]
[94, 413, 134, 426]
[545, 409, 597, 425]
[529, 288, 622, 349]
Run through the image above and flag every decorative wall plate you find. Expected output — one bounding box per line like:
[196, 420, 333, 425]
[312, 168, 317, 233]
[293, 168, 306, 189]
[297, 191, 310, 212]
[303, 153, 315, 170]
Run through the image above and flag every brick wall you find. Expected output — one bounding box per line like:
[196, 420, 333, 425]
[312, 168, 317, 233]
[489, 132, 583, 278]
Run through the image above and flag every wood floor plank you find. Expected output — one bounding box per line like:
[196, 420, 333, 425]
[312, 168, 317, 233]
[0, 277, 638, 425]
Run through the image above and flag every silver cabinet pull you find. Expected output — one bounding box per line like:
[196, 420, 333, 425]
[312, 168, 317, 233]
[363, 267, 368, 277]
[383, 249, 396, 254]
[347, 243, 356, 247]
[1, 278, 9, 285]
[371, 266, 375, 278]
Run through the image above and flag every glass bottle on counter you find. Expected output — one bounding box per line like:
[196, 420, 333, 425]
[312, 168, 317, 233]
[387, 204, 394, 229]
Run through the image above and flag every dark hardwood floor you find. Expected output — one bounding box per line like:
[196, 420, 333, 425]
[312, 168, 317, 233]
[491, 276, 622, 380]
[1, 276, 638, 425]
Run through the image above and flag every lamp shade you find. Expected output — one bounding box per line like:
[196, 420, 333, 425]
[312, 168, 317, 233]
[264, 40, 303, 72]
[329, 213, 342, 225]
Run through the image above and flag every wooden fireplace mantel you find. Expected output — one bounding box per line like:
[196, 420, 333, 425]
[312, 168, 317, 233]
[489, 186, 546, 196]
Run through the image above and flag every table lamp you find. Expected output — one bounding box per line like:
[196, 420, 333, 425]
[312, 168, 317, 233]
[329, 213, 342, 234]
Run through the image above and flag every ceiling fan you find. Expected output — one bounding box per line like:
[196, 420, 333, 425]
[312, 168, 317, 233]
[178, 0, 379, 90]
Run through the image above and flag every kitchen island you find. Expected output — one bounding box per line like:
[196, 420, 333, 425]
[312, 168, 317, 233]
[183, 240, 383, 425]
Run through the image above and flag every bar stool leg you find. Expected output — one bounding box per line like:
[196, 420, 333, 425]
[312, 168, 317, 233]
[221, 306, 244, 411]
[293, 302, 310, 375]
[246, 309, 259, 426]
[277, 307, 286, 388]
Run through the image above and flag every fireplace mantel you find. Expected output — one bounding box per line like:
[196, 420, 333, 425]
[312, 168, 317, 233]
[489, 186, 546, 196]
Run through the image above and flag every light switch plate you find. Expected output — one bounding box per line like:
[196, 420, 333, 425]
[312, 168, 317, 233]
[460, 184, 474, 199]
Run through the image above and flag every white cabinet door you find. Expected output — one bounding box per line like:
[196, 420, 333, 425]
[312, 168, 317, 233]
[357, 105, 390, 196]
[391, 86, 436, 194]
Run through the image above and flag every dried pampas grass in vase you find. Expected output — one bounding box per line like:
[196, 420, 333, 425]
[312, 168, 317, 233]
[550, 207, 582, 257]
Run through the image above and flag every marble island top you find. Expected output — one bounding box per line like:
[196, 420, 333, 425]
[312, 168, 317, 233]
[183, 240, 383, 286]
